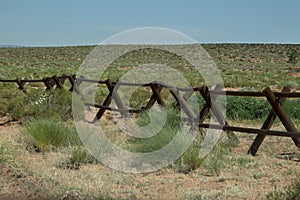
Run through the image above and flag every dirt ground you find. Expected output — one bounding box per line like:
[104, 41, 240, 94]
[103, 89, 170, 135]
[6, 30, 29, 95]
[1, 121, 300, 200]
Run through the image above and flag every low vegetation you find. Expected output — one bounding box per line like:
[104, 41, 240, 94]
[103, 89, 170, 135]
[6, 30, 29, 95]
[0, 44, 299, 89]
[267, 178, 300, 200]
[23, 119, 81, 152]
[0, 44, 299, 199]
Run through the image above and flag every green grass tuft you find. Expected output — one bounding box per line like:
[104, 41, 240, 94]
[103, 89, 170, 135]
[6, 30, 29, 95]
[23, 120, 81, 152]
[128, 108, 181, 153]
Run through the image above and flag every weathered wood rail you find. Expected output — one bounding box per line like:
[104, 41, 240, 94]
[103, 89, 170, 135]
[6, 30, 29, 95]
[1, 74, 300, 156]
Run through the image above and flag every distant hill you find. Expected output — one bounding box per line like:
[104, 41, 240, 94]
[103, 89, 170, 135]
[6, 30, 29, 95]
[0, 45, 22, 48]
[0, 43, 299, 90]
[0, 44, 299, 70]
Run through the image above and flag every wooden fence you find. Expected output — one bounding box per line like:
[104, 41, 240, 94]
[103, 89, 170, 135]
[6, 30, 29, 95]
[1, 74, 300, 156]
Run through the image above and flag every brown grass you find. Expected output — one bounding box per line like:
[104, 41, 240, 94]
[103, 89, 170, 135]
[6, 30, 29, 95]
[1, 121, 300, 200]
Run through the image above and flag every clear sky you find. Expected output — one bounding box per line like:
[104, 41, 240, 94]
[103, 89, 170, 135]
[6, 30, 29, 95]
[1, 0, 300, 46]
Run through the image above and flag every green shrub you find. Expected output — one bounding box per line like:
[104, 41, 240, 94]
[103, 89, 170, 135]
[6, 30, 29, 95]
[267, 178, 300, 200]
[0, 87, 85, 122]
[283, 100, 300, 120]
[7, 94, 26, 121]
[127, 108, 233, 173]
[128, 108, 203, 172]
[226, 96, 271, 120]
[175, 139, 204, 173]
[285, 81, 299, 89]
[193, 90, 300, 121]
[287, 49, 298, 65]
[0, 84, 26, 119]
[69, 147, 90, 166]
[128, 108, 181, 153]
[23, 120, 81, 152]
[61, 147, 99, 169]
[23, 89, 74, 121]
[225, 97, 300, 120]
[175, 138, 232, 175]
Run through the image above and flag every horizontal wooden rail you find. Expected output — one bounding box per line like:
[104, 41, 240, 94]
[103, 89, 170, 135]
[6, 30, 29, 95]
[1, 74, 300, 156]
[199, 124, 300, 138]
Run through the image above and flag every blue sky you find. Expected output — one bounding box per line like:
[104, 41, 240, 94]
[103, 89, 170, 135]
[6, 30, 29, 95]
[1, 0, 300, 46]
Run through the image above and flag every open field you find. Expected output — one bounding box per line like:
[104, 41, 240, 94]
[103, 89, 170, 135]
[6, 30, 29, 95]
[0, 44, 300, 199]
[0, 44, 300, 89]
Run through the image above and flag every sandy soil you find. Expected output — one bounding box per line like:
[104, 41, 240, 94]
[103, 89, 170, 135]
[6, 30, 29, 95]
[0, 120, 300, 200]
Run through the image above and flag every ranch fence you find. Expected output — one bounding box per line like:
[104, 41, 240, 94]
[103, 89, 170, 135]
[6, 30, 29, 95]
[1, 74, 300, 156]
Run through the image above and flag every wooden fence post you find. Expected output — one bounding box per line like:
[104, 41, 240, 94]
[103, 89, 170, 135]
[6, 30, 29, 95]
[93, 79, 129, 123]
[263, 87, 300, 148]
[43, 77, 55, 90]
[169, 87, 197, 126]
[93, 80, 114, 123]
[15, 78, 26, 92]
[199, 86, 239, 143]
[144, 84, 164, 110]
[248, 86, 290, 156]
[52, 75, 63, 89]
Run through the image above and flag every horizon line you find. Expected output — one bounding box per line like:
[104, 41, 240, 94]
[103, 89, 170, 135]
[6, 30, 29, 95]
[1, 42, 300, 48]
